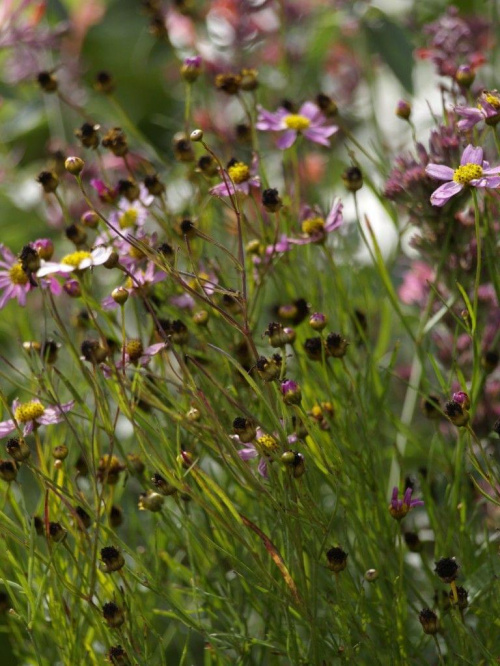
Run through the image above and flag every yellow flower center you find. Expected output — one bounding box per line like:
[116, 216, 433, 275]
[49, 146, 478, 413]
[301, 217, 325, 236]
[484, 92, 500, 108]
[452, 163, 483, 185]
[119, 209, 138, 229]
[256, 434, 279, 455]
[125, 339, 144, 361]
[9, 263, 29, 286]
[310, 404, 323, 419]
[14, 401, 45, 423]
[227, 162, 250, 184]
[128, 245, 145, 260]
[61, 251, 92, 268]
[125, 276, 134, 289]
[284, 114, 311, 131]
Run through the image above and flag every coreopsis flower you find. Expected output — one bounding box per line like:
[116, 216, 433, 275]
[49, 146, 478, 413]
[288, 199, 343, 245]
[0, 244, 32, 308]
[0, 398, 74, 438]
[236, 428, 280, 478]
[210, 157, 260, 197]
[388, 487, 424, 520]
[425, 144, 500, 207]
[456, 90, 500, 130]
[37, 246, 114, 277]
[256, 101, 338, 149]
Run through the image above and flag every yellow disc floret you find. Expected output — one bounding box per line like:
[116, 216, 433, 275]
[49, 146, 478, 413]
[301, 217, 325, 236]
[15, 401, 45, 423]
[284, 114, 311, 131]
[256, 434, 279, 456]
[484, 91, 500, 108]
[125, 339, 144, 362]
[119, 209, 138, 229]
[9, 263, 29, 286]
[453, 163, 483, 185]
[61, 251, 92, 268]
[227, 162, 250, 184]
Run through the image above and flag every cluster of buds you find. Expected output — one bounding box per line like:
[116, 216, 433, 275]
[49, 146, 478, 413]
[303, 332, 349, 361]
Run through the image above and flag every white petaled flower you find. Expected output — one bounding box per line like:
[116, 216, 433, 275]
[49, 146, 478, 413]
[36, 246, 114, 277]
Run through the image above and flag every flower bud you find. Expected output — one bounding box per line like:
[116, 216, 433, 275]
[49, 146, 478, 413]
[455, 64, 475, 88]
[395, 100, 412, 120]
[173, 132, 195, 162]
[309, 312, 327, 331]
[112, 287, 129, 305]
[264, 322, 295, 347]
[102, 127, 128, 156]
[364, 568, 379, 582]
[193, 310, 209, 326]
[239, 68, 258, 91]
[138, 490, 164, 512]
[280, 379, 302, 406]
[65, 157, 85, 176]
[52, 445, 69, 460]
[421, 394, 441, 419]
[181, 55, 202, 83]
[215, 73, 241, 95]
[107, 645, 130, 665]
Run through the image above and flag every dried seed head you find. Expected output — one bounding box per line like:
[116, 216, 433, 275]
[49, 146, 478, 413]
[100, 546, 125, 573]
[434, 557, 459, 583]
[418, 608, 439, 635]
[6, 438, 30, 462]
[102, 602, 125, 628]
[37, 71, 58, 93]
[326, 547, 348, 573]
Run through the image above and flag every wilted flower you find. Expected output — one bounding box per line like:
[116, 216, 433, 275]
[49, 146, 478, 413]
[388, 487, 424, 520]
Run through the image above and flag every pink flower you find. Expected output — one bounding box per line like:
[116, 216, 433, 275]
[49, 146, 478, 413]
[388, 487, 424, 520]
[399, 262, 435, 306]
[210, 157, 260, 197]
[0, 398, 74, 439]
[0, 244, 32, 308]
[288, 199, 343, 245]
[425, 144, 500, 207]
[256, 101, 338, 149]
[455, 90, 500, 131]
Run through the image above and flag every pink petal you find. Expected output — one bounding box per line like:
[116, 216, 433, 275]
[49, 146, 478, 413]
[276, 130, 297, 150]
[461, 144, 483, 166]
[430, 181, 463, 206]
[0, 419, 16, 438]
[303, 127, 334, 146]
[299, 101, 322, 122]
[425, 164, 454, 181]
